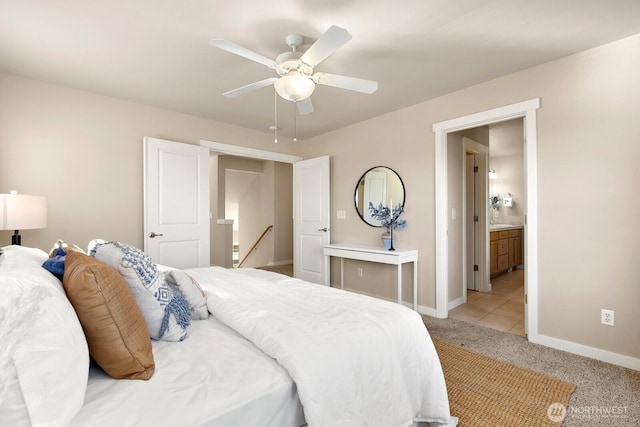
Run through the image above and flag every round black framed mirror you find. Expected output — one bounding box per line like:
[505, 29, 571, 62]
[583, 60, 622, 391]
[354, 166, 405, 227]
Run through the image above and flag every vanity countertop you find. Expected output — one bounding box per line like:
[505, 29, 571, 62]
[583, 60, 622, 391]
[489, 224, 523, 232]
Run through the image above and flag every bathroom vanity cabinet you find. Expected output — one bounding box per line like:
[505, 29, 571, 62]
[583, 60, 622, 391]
[490, 227, 523, 276]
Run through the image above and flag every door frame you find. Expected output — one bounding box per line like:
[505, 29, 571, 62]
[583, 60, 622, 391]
[200, 140, 303, 266]
[200, 141, 330, 285]
[433, 98, 540, 340]
[200, 140, 302, 164]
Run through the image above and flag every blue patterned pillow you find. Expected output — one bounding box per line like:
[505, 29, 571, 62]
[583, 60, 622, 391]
[164, 270, 209, 320]
[90, 241, 191, 341]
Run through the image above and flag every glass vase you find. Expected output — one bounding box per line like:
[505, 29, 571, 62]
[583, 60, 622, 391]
[381, 231, 392, 250]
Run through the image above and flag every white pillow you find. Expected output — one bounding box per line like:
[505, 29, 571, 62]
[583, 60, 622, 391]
[0, 246, 89, 427]
[164, 270, 209, 320]
[90, 241, 191, 341]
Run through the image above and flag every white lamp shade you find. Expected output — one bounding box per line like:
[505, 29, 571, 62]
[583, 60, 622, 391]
[0, 194, 47, 230]
[274, 72, 315, 101]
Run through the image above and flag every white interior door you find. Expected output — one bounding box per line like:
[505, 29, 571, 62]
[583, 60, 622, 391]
[462, 137, 489, 294]
[294, 156, 330, 285]
[144, 137, 210, 269]
[465, 154, 477, 291]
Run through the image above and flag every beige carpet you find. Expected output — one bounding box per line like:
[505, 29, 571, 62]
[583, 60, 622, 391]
[433, 338, 575, 426]
[425, 316, 640, 426]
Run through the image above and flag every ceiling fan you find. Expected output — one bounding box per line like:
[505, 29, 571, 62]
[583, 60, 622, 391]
[210, 25, 378, 115]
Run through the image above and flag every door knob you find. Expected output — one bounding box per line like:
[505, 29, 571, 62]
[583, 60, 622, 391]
[148, 232, 164, 238]
[318, 227, 328, 232]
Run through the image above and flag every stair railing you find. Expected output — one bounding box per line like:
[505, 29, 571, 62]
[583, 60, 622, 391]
[237, 225, 273, 268]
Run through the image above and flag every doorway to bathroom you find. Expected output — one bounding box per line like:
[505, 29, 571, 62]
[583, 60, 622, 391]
[452, 118, 526, 336]
[433, 98, 540, 339]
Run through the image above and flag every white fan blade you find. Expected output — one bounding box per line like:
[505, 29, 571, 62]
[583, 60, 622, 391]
[296, 98, 314, 115]
[300, 26, 352, 67]
[223, 78, 277, 98]
[313, 72, 378, 94]
[210, 38, 276, 69]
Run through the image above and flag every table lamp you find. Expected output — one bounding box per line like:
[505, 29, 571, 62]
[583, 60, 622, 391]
[0, 191, 47, 245]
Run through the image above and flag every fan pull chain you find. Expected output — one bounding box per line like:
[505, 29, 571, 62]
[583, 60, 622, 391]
[274, 89, 278, 143]
[293, 103, 298, 142]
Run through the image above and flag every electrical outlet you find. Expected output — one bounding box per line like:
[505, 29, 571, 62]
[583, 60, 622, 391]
[357, 268, 363, 277]
[601, 309, 615, 326]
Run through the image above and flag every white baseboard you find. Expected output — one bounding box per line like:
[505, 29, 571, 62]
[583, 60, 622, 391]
[337, 286, 407, 307]
[417, 304, 437, 317]
[401, 301, 438, 317]
[530, 333, 640, 371]
[330, 282, 639, 371]
[448, 296, 464, 311]
[267, 259, 293, 266]
[331, 283, 640, 371]
[329, 285, 439, 317]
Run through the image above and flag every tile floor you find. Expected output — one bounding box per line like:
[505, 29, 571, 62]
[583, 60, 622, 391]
[449, 268, 525, 336]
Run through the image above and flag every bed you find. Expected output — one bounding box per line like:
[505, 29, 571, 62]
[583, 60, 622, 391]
[0, 243, 456, 427]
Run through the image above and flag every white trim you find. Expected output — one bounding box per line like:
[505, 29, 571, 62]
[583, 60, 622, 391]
[448, 296, 465, 311]
[434, 129, 448, 318]
[331, 286, 402, 305]
[418, 305, 437, 317]
[328, 285, 437, 317]
[432, 99, 540, 339]
[200, 140, 303, 163]
[433, 99, 540, 133]
[522, 108, 539, 339]
[267, 259, 293, 266]
[533, 334, 640, 372]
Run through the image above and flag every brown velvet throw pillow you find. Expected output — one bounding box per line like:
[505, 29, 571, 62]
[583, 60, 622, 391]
[63, 250, 155, 380]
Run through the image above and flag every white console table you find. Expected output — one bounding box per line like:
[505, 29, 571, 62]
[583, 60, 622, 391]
[323, 243, 418, 311]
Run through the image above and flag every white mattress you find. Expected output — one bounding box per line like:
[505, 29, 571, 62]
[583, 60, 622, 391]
[71, 317, 305, 427]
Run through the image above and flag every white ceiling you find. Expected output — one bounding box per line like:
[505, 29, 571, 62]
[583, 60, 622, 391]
[1, 1, 639, 140]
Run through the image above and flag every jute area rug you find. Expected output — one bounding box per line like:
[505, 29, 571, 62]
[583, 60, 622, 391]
[433, 338, 576, 426]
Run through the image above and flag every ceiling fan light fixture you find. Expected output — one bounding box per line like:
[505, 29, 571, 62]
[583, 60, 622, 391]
[212, 25, 377, 117]
[274, 71, 315, 101]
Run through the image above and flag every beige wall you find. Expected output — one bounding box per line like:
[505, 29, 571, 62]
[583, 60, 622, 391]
[248, 161, 275, 268]
[489, 120, 525, 226]
[2, 32, 639, 361]
[0, 73, 302, 252]
[489, 154, 524, 225]
[273, 162, 293, 264]
[303, 34, 640, 359]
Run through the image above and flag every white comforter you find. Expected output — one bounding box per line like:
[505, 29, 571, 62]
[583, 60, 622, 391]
[186, 267, 454, 427]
